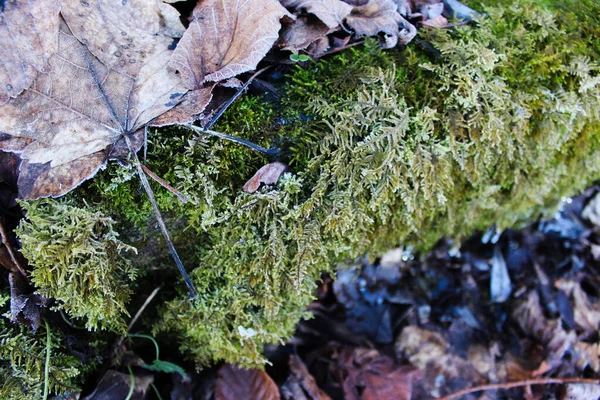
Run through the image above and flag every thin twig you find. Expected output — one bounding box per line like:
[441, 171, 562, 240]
[186, 125, 279, 157]
[204, 66, 272, 130]
[437, 378, 600, 400]
[0, 218, 27, 277]
[140, 164, 187, 203]
[126, 287, 161, 333]
[123, 134, 197, 298]
[42, 319, 51, 400]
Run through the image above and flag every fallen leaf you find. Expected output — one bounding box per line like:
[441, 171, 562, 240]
[169, 0, 291, 88]
[490, 246, 511, 303]
[281, 355, 331, 400]
[396, 326, 484, 396]
[215, 363, 280, 400]
[82, 370, 153, 400]
[0, 4, 187, 199]
[421, 14, 448, 28]
[9, 271, 49, 331]
[442, 0, 481, 21]
[344, 0, 417, 48]
[335, 347, 421, 400]
[0, 0, 60, 104]
[419, 2, 444, 19]
[243, 162, 288, 193]
[280, 0, 353, 29]
[563, 383, 600, 400]
[278, 16, 331, 53]
[554, 279, 600, 336]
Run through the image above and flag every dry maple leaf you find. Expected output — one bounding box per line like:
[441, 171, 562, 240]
[344, 0, 417, 48]
[280, 0, 353, 29]
[0, 1, 187, 199]
[157, 0, 291, 126]
[0, 0, 61, 104]
[169, 0, 291, 88]
[215, 363, 280, 400]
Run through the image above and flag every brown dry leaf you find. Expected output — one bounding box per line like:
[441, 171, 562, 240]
[82, 370, 153, 400]
[555, 280, 600, 335]
[563, 383, 600, 400]
[169, 0, 291, 89]
[243, 162, 288, 193]
[0, 0, 60, 104]
[512, 290, 600, 372]
[336, 348, 420, 400]
[344, 0, 417, 48]
[151, 84, 215, 126]
[215, 363, 280, 400]
[280, 0, 353, 29]
[281, 354, 331, 400]
[9, 271, 49, 331]
[0, 3, 187, 199]
[278, 16, 331, 53]
[396, 326, 484, 397]
[421, 14, 448, 28]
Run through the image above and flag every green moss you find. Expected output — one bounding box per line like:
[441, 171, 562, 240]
[16, 199, 137, 331]
[14, 0, 600, 369]
[0, 307, 82, 399]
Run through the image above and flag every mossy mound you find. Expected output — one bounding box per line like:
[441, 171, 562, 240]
[13, 0, 600, 373]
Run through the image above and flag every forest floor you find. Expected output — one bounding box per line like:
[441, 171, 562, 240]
[86, 185, 600, 400]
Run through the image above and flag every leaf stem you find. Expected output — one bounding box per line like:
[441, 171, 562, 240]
[186, 125, 279, 157]
[125, 366, 135, 400]
[42, 319, 51, 400]
[129, 333, 160, 361]
[122, 134, 197, 298]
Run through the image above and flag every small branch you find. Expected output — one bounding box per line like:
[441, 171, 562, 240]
[127, 287, 161, 333]
[0, 218, 27, 277]
[140, 164, 187, 203]
[186, 124, 279, 157]
[123, 134, 197, 298]
[204, 66, 272, 130]
[437, 378, 600, 400]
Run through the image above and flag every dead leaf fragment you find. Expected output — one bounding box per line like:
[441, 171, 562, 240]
[344, 0, 417, 48]
[280, 0, 353, 29]
[243, 162, 288, 193]
[281, 355, 331, 400]
[421, 14, 448, 28]
[169, 0, 291, 89]
[0, 13, 186, 199]
[215, 363, 280, 400]
[82, 370, 153, 400]
[335, 347, 421, 400]
[0, 0, 60, 104]
[278, 16, 331, 53]
[9, 271, 49, 331]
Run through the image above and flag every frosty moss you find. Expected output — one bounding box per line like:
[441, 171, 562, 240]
[14, 0, 600, 368]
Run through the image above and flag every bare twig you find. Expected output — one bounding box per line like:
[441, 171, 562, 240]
[186, 125, 279, 157]
[126, 287, 161, 333]
[204, 66, 272, 130]
[123, 134, 197, 298]
[437, 378, 600, 400]
[0, 217, 27, 277]
[140, 164, 187, 203]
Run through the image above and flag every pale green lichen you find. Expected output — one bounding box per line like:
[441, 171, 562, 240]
[16, 199, 137, 331]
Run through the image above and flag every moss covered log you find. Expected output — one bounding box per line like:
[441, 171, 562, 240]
[4, 0, 600, 393]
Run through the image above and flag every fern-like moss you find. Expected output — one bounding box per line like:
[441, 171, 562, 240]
[16, 199, 137, 331]
[15, 0, 600, 369]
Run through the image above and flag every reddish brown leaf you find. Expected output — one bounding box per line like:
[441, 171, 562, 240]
[0, 0, 60, 104]
[243, 162, 288, 193]
[336, 348, 421, 400]
[281, 355, 331, 400]
[280, 0, 353, 29]
[215, 363, 280, 400]
[0, 3, 187, 199]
